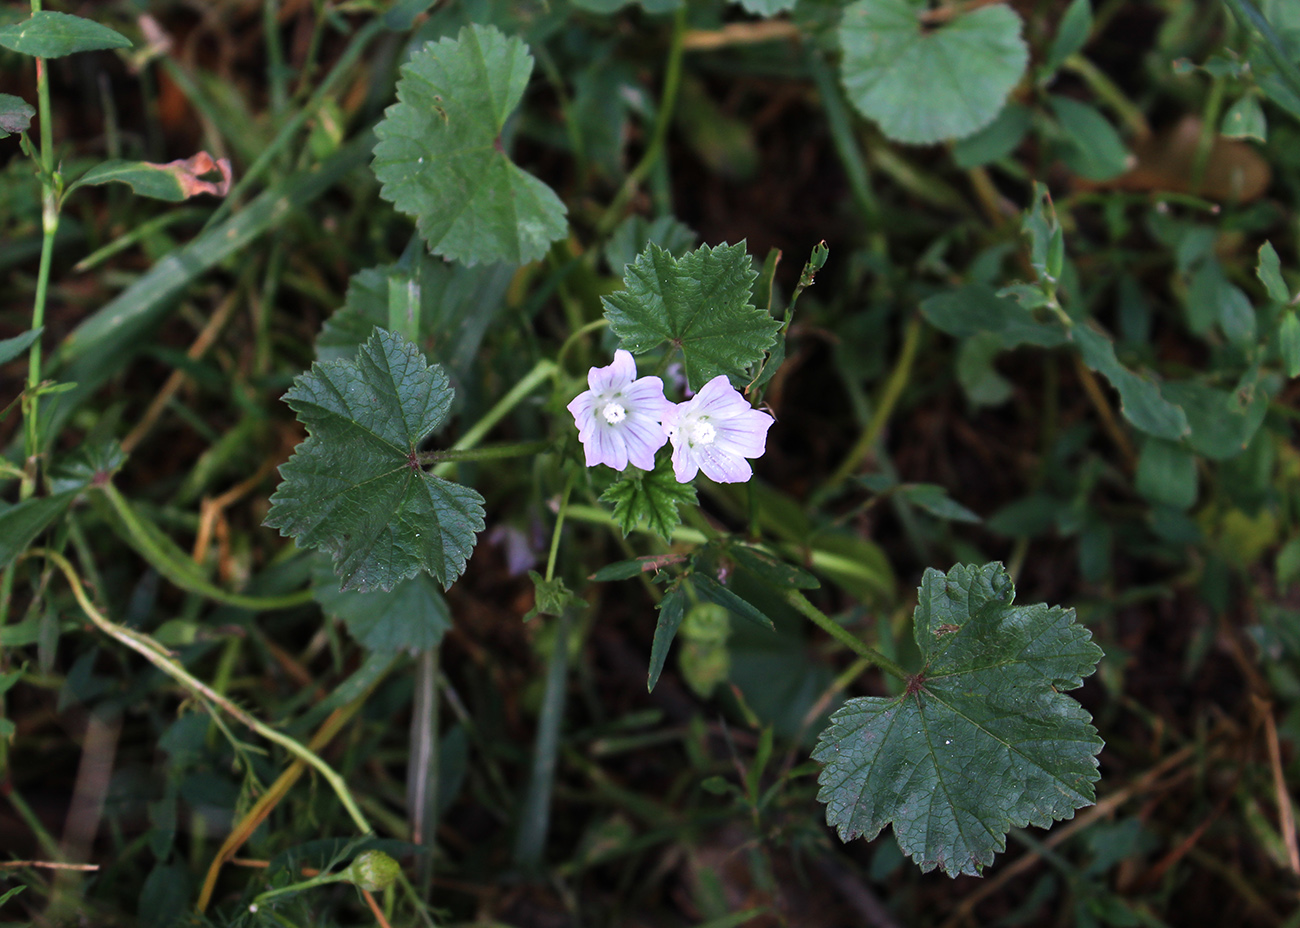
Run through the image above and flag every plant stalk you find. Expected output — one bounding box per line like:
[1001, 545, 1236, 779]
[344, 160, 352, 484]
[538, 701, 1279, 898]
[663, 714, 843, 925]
[784, 590, 908, 680]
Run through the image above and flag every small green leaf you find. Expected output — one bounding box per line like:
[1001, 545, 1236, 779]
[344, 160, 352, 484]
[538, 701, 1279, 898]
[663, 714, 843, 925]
[680, 602, 731, 698]
[897, 484, 982, 523]
[1051, 96, 1130, 181]
[838, 0, 1028, 145]
[590, 553, 685, 581]
[524, 570, 583, 621]
[0, 11, 130, 58]
[812, 562, 1104, 877]
[1135, 439, 1198, 509]
[1222, 93, 1267, 141]
[603, 241, 778, 390]
[265, 329, 486, 592]
[920, 285, 1068, 348]
[312, 556, 452, 650]
[599, 457, 698, 541]
[956, 333, 1014, 407]
[1258, 242, 1290, 303]
[1163, 379, 1270, 461]
[0, 492, 77, 569]
[1279, 313, 1300, 377]
[1044, 0, 1092, 74]
[0, 884, 26, 907]
[648, 585, 688, 692]
[372, 24, 567, 266]
[1071, 326, 1189, 441]
[0, 327, 41, 366]
[951, 103, 1032, 169]
[0, 93, 34, 138]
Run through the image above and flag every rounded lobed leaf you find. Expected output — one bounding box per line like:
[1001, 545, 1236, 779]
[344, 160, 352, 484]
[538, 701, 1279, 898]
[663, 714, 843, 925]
[839, 0, 1028, 145]
[812, 562, 1104, 877]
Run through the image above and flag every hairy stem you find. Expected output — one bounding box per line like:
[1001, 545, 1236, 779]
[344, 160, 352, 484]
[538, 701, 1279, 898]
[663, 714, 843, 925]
[784, 590, 908, 681]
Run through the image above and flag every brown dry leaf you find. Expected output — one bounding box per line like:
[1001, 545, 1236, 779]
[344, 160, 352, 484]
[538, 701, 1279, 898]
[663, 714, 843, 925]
[1100, 116, 1270, 202]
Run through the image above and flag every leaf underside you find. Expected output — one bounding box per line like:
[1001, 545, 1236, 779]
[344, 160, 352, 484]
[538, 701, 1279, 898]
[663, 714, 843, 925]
[812, 562, 1103, 877]
[265, 329, 485, 593]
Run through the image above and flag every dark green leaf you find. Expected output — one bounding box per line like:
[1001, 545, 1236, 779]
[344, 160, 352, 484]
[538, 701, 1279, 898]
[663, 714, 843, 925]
[1071, 326, 1189, 441]
[1162, 379, 1270, 460]
[952, 103, 1032, 169]
[728, 543, 819, 590]
[1222, 93, 1267, 141]
[691, 573, 774, 631]
[0, 326, 41, 365]
[920, 285, 1068, 348]
[839, 0, 1028, 144]
[1135, 439, 1198, 509]
[0, 492, 77, 569]
[898, 484, 982, 523]
[648, 585, 687, 692]
[956, 332, 1014, 406]
[0, 11, 130, 58]
[1045, 0, 1092, 73]
[265, 328, 485, 592]
[1051, 96, 1130, 181]
[603, 241, 778, 390]
[0, 93, 34, 138]
[1279, 313, 1300, 377]
[372, 24, 567, 265]
[49, 441, 126, 494]
[812, 562, 1103, 876]
[312, 557, 452, 650]
[1258, 242, 1290, 303]
[599, 457, 698, 541]
[590, 554, 686, 581]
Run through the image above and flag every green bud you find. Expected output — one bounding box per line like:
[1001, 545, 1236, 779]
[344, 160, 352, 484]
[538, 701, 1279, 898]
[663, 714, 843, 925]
[344, 850, 401, 893]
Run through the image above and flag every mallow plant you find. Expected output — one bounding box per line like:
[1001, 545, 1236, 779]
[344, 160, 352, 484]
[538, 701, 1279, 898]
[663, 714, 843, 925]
[0, 1, 1130, 918]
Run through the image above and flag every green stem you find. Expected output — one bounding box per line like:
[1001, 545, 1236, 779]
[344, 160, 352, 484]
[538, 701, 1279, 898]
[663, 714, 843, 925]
[823, 313, 924, 493]
[23, 28, 58, 499]
[30, 548, 373, 836]
[783, 590, 907, 680]
[432, 359, 557, 476]
[555, 318, 609, 376]
[595, 5, 688, 237]
[545, 475, 576, 584]
[98, 484, 313, 611]
[1061, 54, 1150, 138]
[418, 439, 551, 467]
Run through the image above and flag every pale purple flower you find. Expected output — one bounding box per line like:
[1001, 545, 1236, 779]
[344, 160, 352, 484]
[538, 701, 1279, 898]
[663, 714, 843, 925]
[568, 350, 671, 471]
[661, 375, 774, 484]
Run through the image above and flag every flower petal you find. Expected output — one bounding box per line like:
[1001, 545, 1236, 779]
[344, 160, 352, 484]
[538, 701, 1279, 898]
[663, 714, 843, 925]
[695, 442, 753, 483]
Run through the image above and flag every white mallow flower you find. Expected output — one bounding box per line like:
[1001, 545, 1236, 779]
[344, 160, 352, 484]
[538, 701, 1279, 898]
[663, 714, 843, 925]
[661, 375, 774, 483]
[567, 350, 671, 471]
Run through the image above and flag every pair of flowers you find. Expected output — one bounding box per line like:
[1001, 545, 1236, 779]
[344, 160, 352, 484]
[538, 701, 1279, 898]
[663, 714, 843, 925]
[567, 350, 773, 484]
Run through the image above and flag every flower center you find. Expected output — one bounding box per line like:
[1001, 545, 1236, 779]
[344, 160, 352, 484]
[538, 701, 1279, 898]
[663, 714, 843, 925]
[688, 419, 716, 446]
[601, 401, 627, 425]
